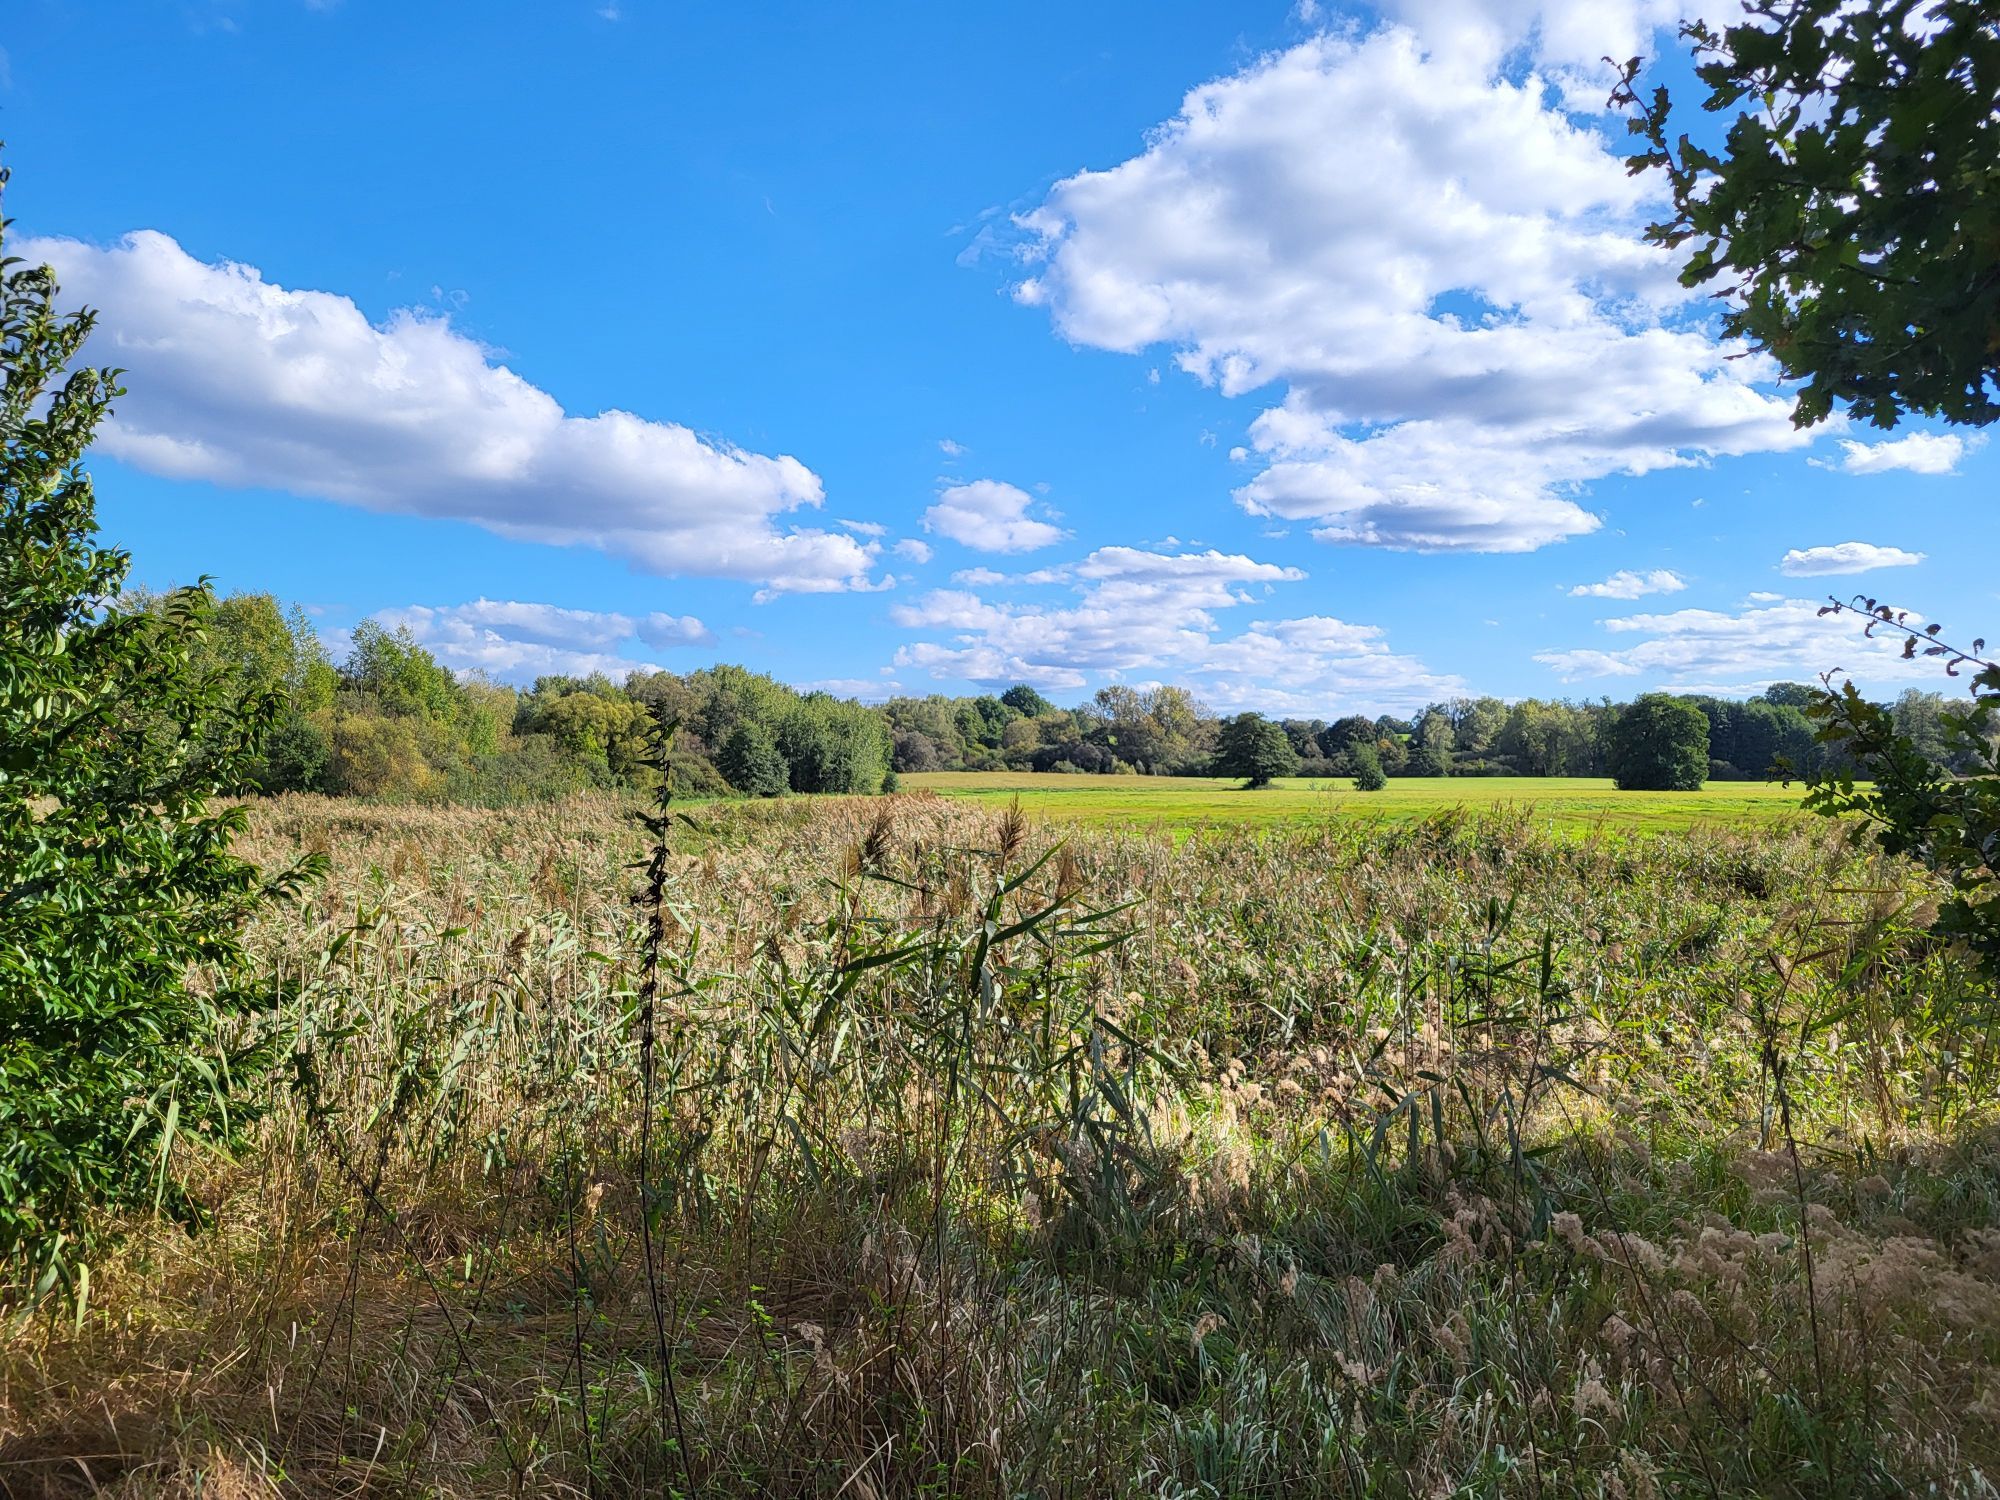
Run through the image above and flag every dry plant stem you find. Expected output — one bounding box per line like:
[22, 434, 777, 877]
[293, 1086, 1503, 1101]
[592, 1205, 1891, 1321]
[566, 1156, 598, 1499]
[1754, 897, 1836, 1423]
[637, 716, 696, 1494]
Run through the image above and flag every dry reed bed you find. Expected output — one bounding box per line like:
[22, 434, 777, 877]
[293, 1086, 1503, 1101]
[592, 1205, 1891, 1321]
[3, 791, 1997, 1497]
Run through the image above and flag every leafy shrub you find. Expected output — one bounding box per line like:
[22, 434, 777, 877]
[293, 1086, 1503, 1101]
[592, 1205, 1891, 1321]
[0, 197, 313, 1304]
[1805, 600, 2000, 981]
[257, 713, 334, 793]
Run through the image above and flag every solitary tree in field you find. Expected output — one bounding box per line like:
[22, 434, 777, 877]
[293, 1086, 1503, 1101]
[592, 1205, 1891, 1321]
[0, 163, 310, 1304]
[1618, 0, 2000, 428]
[1606, 694, 1711, 791]
[1350, 741, 1388, 792]
[1216, 712, 1298, 789]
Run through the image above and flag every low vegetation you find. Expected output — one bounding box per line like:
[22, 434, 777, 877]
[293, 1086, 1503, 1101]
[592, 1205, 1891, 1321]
[5, 792, 1998, 1496]
[902, 771, 1825, 834]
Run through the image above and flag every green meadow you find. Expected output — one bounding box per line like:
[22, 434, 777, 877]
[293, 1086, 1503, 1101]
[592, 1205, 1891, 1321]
[902, 770, 1816, 832]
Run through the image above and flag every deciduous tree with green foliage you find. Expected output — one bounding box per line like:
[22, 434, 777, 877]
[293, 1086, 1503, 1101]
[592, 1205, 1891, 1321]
[1350, 742, 1387, 792]
[1215, 712, 1299, 789]
[0, 173, 315, 1305]
[1606, 694, 1710, 791]
[1618, 0, 2000, 428]
[716, 720, 788, 797]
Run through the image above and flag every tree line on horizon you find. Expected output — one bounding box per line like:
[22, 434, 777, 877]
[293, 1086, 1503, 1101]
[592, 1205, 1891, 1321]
[160, 590, 1987, 802]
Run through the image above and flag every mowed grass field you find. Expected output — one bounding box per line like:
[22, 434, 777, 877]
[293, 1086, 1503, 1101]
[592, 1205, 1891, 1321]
[902, 770, 1816, 832]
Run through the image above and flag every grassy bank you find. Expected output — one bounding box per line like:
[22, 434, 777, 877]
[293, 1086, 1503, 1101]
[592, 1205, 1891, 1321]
[3, 792, 1996, 1496]
[903, 770, 1816, 833]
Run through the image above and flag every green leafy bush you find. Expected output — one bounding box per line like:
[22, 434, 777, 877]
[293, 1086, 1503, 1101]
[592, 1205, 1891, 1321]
[1804, 599, 2000, 981]
[0, 184, 313, 1304]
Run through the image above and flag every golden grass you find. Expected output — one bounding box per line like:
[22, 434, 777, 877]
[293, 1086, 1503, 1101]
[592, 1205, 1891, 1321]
[3, 791, 1996, 1497]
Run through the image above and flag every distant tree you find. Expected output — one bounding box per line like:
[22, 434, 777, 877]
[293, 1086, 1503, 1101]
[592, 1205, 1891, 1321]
[1453, 696, 1509, 755]
[1891, 688, 1953, 767]
[1408, 709, 1455, 776]
[1279, 717, 1325, 758]
[518, 681, 648, 784]
[1496, 699, 1597, 777]
[1144, 685, 1213, 772]
[777, 696, 890, 794]
[1215, 712, 1299, 788]
[1619, 0, 2000, 428]
[1093, 685, 1146, 723]
[1318, 715, 1377, 760]
[260, 715, 334, 793]
[1092, 692, 1166, 772]
[625, 668, 701, 730]
[1730, 698, 1820, 778]
[959, 694, 1019, 751]
[716, 720, 788, 797]
[1000, 683, 1055, 718]
[1763, 682, 1820, 709]
[0, 198, 314, 1299]
[1407, 742, 1452, 778]
[892, 728, 944, 773]
[1351, 742, 1388, 792]
[329, 712, 433, 797]
[884, 694, 968, 769]
[1606, 694, 1710, 791]
[345, 621, 462, 719]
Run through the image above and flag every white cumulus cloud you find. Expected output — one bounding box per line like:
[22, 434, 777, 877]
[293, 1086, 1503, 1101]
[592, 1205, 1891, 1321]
[1009, 25, 1804, 552]
[23, 230, 877, 595]
[1779, 542, 1926, 577]
[1568, 568, 1686, 599]
[922, 479, 1068, 553]
[1832, 431, 1982, 475]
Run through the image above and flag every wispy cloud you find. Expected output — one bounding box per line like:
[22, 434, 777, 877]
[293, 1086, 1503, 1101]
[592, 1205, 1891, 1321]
[1779, 542, 1926, 577]
[375, 598, 713, 682]
[1568, 568, 1687, 600]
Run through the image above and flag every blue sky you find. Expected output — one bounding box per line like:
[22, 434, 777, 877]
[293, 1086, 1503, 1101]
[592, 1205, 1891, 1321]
[8, 0, 1992, 712]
